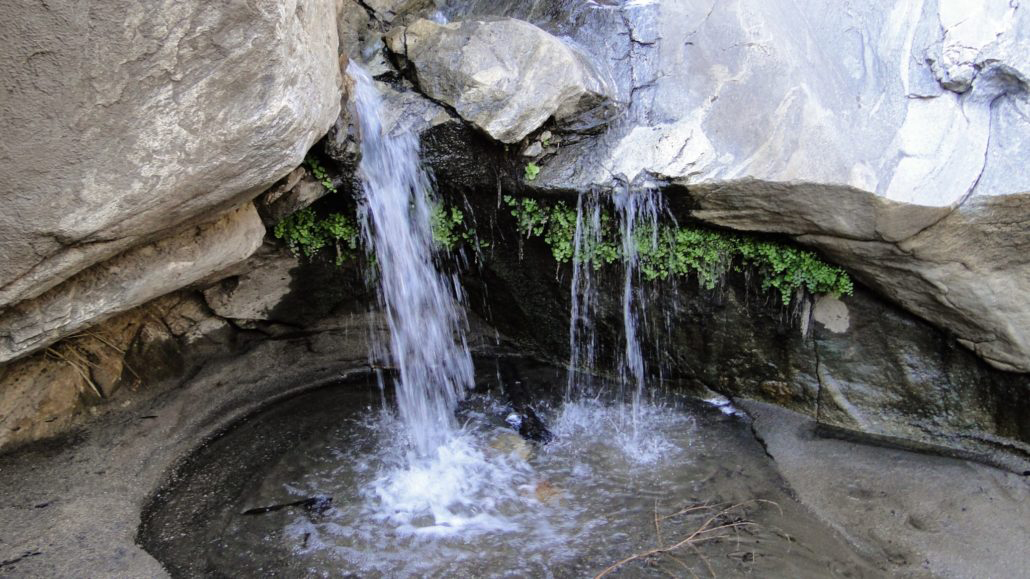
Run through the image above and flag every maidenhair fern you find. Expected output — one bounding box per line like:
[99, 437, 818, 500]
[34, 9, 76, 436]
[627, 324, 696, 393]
[273, 207, 358, 265]
[505, 195, 853, 304]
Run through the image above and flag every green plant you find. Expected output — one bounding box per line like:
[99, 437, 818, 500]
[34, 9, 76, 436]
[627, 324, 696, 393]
[305, 156, 337, 194]
[273, 207, 358, 265]
[524, 162, 541, 181]
[734, 238, 853, 304]
[431, 204, 465, 251]
[429, 201, 487, 253]
[504, 195, 854, 304]
[505, 196, 593, 263]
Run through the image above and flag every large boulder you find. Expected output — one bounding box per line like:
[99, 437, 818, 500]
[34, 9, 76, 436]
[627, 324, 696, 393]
[433, 0, 1030, 372]
[0, 0, 341, 313]
[685, 181, 1030, 373]
[385, 17, 614, 143]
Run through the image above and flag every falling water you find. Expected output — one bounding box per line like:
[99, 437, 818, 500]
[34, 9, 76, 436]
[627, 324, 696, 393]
[565, 192, 603, 398]
[564, 186, 663, 435]
[614, 186, 661, 430]
[349, 63, 474, 457]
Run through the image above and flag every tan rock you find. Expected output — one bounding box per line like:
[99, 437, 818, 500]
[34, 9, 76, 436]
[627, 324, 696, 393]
[0, 204, 264, 364]
[0, 0, 341, 310]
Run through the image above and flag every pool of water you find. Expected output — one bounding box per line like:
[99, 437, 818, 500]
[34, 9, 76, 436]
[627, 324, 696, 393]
[140, 358, 877, 577]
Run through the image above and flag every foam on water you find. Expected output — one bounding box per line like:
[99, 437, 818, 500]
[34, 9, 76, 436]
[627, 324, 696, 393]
[551, 398, 687, 466]
[144, 366, 880, 578]
[362, 425, 531, 538]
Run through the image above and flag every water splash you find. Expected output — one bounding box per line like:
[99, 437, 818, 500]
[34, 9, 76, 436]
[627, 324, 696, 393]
[349, 63, 474, 457]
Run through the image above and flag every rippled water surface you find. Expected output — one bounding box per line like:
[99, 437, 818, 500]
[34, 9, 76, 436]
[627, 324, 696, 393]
[141, 360, 877, 577]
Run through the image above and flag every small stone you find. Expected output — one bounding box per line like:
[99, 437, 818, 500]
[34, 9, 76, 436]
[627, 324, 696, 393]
[489, 432, 532, 461]
[523, 142, 544, 157]
[533, 480, 562, 504]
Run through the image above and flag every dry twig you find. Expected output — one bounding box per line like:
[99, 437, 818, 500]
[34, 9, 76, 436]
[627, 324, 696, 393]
[594, 500, 775, 579]
[46, 346, 104, 399]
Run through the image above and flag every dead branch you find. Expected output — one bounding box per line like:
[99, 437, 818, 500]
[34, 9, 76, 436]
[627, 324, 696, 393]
[594, 500, 773, 579]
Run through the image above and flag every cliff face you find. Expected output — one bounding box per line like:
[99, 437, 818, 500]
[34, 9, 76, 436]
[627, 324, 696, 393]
[0, 1, 1027, 459]
[412, 0, 1030, 372]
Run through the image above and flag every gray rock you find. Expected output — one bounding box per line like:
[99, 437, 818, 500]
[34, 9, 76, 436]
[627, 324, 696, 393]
[203, 247, 300, 323]
[743, 400, 1030, 579]
[257, 172, 333, 225]
[522, 141, 544, 158]
[385, 17, 614, 143]
[337, 0, 373, 58]
[686, 180, 1030, 373]
[362, 0, 434, 24]
[439, 0, 1030, 372]
[0, 204, 265, 364]
[0, 0, 341, 312]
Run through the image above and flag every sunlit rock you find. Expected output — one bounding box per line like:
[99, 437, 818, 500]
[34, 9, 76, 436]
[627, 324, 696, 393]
[385, 17, 614, 143]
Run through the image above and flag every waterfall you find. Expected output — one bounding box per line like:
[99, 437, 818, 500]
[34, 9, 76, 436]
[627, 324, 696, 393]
[349, 63, 474, 457]
[614, 186, 660, 428]
[566, 192, 603, 398]
[565, 186, 661, 430]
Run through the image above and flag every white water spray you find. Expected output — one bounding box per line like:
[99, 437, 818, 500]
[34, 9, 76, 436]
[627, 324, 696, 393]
[349, 63, 474, 457]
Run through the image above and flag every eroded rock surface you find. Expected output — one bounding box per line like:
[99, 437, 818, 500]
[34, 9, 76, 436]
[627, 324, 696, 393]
[0, 292, 233, 452]
[0, 0, 342, 318]
[0, 204, 264, 364]
[686, 181, 1030, 372]
[460, 193, 1030, 471]
[385, 17, 614, 143]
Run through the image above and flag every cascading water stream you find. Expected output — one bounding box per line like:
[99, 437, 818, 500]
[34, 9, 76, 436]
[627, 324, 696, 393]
[613, 186, 660, 431]
[565, 192, 603, 398]
[564, 186, 663, 448]
[349, 63, 474, 458]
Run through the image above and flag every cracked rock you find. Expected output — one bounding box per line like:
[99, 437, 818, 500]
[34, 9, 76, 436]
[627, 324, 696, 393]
[385, 17, 615, 143]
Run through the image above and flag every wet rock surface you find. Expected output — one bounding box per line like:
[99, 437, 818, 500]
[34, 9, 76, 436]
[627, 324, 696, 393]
[744, 400, 1030, 579]
[456, 197, 1030, 472]
[419, 0, 1030, 372]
